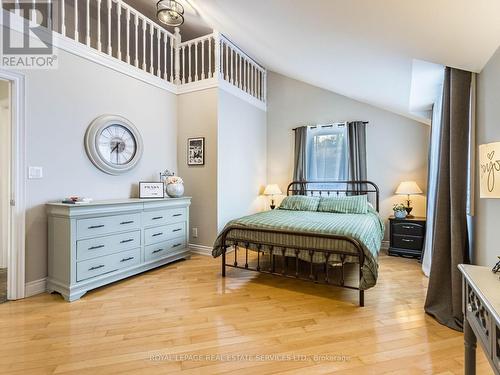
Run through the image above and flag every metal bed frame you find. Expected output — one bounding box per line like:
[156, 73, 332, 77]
[219, 181, 380, 307]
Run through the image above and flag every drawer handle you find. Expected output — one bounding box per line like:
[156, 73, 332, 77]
[152, 248, 164, 254]
[89, 265, 105, 271]
[120, 221, 134, 225]
[152, 232, 163, 237]
[402, 239, 414, 243]
[152, 216, 163, 220]
[120, 239, 134, 244]
[172, 243, 182, 248]
[120, 256, 134, 262]
[402, 225, 413, 229]
[172, 228, 182, 232]
[172, 213, 182, 217]
[88, 224, 104, 229]
[88, 245, 105, 250]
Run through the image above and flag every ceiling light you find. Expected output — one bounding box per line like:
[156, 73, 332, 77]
[156, 0, 185, 27]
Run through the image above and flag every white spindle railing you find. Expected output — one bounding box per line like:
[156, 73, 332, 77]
[2, 1, 266, 102]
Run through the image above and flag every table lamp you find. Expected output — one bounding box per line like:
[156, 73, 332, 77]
[263, 184, 282, 210]
[395, 181, 423, 218]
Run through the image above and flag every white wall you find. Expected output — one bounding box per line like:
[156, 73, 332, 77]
[177, 88, 219, 247]
[8, 29, 178, 282]
[475, 45, 500, 267]
[0, 80, 10, 269]
[217, 89, 267, 231]
[267, 72, 430, 239]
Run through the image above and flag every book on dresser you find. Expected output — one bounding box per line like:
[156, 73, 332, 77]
[46, 197, 191, 301]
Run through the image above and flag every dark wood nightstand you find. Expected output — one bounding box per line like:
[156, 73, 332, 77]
[388, 216, 426, 259]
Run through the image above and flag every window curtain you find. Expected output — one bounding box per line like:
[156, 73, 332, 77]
[347, 121, 367, 193]
[293, 126, 308, 194]
[424, 67, 473, 332]
[422, 83, 444, 277]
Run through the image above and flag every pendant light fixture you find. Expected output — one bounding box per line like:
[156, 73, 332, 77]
[156, 0, 185, 27]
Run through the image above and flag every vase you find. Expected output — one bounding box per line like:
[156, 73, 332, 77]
[394, 210, 407, 219]
[166, 183, 184, 198]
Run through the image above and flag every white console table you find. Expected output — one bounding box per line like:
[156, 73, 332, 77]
[47, 197, 191, 301]
[459, 264, 500, 375]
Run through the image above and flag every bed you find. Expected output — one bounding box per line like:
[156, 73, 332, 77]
[212, 181, 383, 306]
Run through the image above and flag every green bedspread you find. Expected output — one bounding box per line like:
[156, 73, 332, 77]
[212, 209, 385, 290]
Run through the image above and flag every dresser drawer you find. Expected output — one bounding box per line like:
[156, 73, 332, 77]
[393, 234, 423, 250]
[76, 230, 141, 261]
[144, 222, 186, 245]
[143, 208, 187, 227]
[392, 222, 424, 236]
[145, 238, 187, 262]
[76, 248, 141, 282]
[77, 213, 141, 239]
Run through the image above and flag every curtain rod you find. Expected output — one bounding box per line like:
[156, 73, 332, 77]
[292, 121, 369, 131]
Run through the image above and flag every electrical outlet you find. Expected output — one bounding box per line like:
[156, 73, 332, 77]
[192, 227, 198, 238]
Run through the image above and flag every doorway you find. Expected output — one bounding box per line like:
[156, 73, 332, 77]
[0, 78, 10, 303]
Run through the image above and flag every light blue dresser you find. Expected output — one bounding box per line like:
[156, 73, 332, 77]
[46, 197, 191, 301]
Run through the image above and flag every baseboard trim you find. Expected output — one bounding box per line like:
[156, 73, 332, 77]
[189, 243, 212, 256]
[25, 278, 47, 297]
[381, 240, 390, 251]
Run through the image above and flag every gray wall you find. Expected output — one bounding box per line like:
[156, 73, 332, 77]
[267, 72, 430, 239]
[217, 89, 267, 231]
[475, 45, 500, 267]
[17, 43, 177, 282]
[177, 88, 219, 247]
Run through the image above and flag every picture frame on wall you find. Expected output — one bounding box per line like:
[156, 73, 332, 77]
[187, 137, 205, 166]
[139, 182, 165, 199]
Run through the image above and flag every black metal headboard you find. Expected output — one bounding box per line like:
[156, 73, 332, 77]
[286, 181, 380, 212]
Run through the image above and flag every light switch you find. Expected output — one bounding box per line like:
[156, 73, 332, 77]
[28, 166, 43, 179]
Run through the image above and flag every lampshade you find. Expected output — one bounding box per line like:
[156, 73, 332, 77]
[395, 181, 423, 195]
[263, 184, 282, 196]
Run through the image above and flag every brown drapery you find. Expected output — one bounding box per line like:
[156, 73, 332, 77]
[424, 67, 472, 332]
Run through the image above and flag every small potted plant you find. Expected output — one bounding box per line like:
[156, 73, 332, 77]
[393, 203, 407, 219]
[165, 175, 184, 198]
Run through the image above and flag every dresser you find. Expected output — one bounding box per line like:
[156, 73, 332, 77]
[459, 264, 500, 375]
[46, 197, 191, 301]
[388, 216, 426, 259]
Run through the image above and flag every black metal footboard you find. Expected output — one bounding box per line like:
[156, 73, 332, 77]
[219, 226, 366, 307]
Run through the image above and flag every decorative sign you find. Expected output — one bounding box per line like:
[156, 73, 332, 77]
[479, 142, 500, 198]
[139, 182, 165, 199]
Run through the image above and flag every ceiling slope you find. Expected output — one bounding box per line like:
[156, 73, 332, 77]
[187, 0, 500, 123]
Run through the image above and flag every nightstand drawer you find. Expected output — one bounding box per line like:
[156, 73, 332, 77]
[392, 222, 424, 236]
[393, 234, 423, 250]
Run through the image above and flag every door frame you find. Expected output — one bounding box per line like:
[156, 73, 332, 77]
[0, 70, 26, 300]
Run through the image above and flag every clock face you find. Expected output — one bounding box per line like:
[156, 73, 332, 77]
[85, 115, 143, 175]
[97, 124, 137, 166]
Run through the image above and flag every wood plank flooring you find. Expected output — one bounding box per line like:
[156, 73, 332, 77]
[0, 252, 493, 374]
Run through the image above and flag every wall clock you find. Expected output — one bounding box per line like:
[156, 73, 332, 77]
[84, 115, 143, 175]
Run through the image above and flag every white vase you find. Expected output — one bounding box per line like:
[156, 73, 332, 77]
[166, 183, 184, 198]
[394, 210, 407, 219]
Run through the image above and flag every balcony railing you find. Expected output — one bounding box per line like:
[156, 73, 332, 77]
[1, 0, 267, 104]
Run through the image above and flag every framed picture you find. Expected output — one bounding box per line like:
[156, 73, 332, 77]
[188, 137, 205, 165]
[139, 182, 165, 199]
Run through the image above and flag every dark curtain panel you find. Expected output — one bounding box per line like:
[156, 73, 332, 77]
[293, 126, 308, 195]
[424, 67, 472, 332]
[347, 121, 367, 193]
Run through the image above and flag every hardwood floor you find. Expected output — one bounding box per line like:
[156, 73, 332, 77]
[0, 252, 493, 374]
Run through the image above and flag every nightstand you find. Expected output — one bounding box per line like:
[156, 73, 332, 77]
[388, 216, 426, 259]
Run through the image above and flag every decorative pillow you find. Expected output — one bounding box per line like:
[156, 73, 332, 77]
[278, 196, 320, 211]
[317, 195, 368, 214]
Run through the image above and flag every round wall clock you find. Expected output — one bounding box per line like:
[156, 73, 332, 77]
[84, 115, 143, 175]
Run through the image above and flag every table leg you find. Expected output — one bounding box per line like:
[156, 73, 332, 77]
[464, 317, 476, 375]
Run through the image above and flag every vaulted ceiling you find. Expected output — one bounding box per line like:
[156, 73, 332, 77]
[181, 0, 500, 123]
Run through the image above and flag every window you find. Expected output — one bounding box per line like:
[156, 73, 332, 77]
[306, 125, 348, 183]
